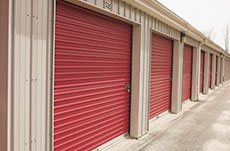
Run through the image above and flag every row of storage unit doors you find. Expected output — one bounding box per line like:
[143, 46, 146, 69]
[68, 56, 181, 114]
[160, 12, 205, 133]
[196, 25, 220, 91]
[200, 51, 221, 93]
[54, 1, 222, 150]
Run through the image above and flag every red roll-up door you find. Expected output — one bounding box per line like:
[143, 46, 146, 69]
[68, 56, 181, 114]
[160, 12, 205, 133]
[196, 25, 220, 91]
[182, 44, 193, 102]
[200, 51, 205, 93]
[54, 1, 132, 150]
[215, 56, 218, 85]
[149, 33, 173, 119]
[209, 54, 212, 88]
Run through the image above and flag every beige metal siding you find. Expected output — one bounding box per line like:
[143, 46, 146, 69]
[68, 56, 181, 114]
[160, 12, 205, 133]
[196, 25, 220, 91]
[10, 0, 52, 150]
[68, 0, 180, 40]
[13, 0, 31, 150]
[202, 45, 220, 56]
[185, 35, 199, 48]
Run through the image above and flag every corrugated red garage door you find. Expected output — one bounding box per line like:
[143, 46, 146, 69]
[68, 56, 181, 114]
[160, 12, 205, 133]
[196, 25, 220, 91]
[182, 44, 193, 102]
[200, 50, 205, 93]
[209, 54, 212, 88]
[54, 1, 132, 150]
[149, 33, 173, 119]
[215, 56, 218, 85]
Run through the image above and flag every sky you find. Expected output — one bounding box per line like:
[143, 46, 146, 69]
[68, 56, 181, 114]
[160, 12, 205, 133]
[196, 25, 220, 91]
[158, 0, 230, 49]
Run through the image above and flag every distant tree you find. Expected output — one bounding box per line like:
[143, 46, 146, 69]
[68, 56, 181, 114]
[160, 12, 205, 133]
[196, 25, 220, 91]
[223, 24, 230, 53]
[203, 28, 216, 40]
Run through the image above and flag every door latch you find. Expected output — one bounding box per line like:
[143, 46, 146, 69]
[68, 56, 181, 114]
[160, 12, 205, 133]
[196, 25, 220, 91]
[125, 84, 131, 93]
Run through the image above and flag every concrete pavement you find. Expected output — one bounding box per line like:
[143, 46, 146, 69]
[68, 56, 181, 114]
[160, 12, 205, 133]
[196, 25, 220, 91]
[106, 81, 230, 151]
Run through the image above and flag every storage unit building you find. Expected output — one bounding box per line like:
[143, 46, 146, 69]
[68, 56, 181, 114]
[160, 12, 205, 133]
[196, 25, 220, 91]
[1, 0, 230, 151]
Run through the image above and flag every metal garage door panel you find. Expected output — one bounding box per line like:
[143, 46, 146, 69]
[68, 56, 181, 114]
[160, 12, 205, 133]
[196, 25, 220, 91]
[209, 54, 212, 88]
[182, 44, 193, 102]
[200, 51, 205, 93]
[54, 1, 131, 150]
[150, 33, 173, 119]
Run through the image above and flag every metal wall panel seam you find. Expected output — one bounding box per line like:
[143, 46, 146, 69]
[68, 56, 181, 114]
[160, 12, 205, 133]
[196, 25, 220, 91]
[39, 0, 49, 150]
[13, 0, 20, 149]
[25, 0, 32, 150]
[31, 0, 39, 150]
[20, 0, 27, 150]
[37, 0, 44, 150]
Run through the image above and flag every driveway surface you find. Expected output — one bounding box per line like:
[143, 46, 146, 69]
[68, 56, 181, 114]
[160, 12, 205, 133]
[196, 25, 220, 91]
[107, 81, 230, 151]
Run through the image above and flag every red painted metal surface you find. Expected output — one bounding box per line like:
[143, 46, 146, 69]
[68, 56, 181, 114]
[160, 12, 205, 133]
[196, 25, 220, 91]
[149, 33, 173, 119]
[215, 56, 218, 85]
[209, 54, 212, 88]
[54, 1, 132, 150]
[182, 44, 193, 102]
[200, 51, 205, 93]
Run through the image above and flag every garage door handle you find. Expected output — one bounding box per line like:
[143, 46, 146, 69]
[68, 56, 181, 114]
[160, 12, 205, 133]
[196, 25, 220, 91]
[125, 84, 131, 93]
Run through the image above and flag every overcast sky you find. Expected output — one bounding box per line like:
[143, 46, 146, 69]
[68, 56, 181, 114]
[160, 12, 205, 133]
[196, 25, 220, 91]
[158, 0, 230, 49]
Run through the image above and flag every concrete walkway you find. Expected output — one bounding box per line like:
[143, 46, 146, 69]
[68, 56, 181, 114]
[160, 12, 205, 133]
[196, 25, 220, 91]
[107, 81, 230, 151]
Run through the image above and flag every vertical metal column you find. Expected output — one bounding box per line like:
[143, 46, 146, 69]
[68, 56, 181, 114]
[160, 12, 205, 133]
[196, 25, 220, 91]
[203, 52, 210, 94]
[191, 47, 199, 101]
[171, 41, 184, 113]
